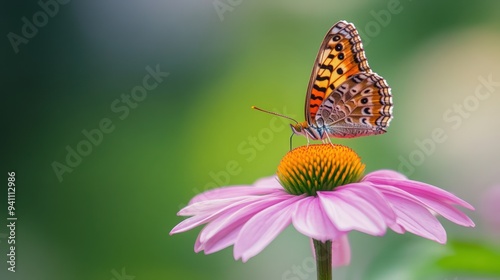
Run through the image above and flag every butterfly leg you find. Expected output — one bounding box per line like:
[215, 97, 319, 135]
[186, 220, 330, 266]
[325, 134, 334, 146]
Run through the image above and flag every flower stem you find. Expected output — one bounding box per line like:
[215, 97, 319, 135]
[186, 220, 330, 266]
[313, 239, 332, 280]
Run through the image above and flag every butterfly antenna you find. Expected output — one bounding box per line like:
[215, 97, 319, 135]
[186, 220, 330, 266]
[251, 106, 299, 124]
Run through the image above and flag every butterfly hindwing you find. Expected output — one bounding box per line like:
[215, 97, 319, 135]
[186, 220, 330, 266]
[305, 20, 371, 125]
[315, 72, 393, 138]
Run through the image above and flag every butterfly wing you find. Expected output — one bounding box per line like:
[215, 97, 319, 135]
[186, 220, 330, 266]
[315, 72, 393, 138]
[305, 20, 371, 126]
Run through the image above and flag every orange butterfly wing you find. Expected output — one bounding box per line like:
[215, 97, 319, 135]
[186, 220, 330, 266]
[315, 72, 393, 138]
[305, 21, 371, 126]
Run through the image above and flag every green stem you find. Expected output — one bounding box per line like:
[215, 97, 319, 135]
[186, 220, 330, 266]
[313, 239, 332, 280]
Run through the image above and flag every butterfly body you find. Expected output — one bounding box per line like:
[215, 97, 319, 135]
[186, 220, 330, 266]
[293, 20, 393, 141]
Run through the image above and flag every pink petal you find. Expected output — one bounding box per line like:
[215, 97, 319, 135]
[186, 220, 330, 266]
[309, 235, 351, 267]
[194, 233, 204, 252]
[199, 195, 294, 254]
[189, 183, 281, 204]
[415, 196, 475, 227]
[199, 196, 288, 242]
[253, 176, 282, 188]
[318, 184, 392, 236]
[189, 186, 249, 204]
[389, 222, 405, 234]
[367, 177, 475, 227]
[383, 189, 447, 243]
[366, 176, 474, 210]
[202, 223, 243, 254]
[363, 169, 407, 181]
[188, 176, 281, 205]
[170, 212, 214, 235]
[332, 235, 351, 267]
[234, 195, 303, 262]
[171, 196, 261, 234]
[179, 196, 253, 216]
[292, 197, 341, 242]
[340, 184, 396, 223]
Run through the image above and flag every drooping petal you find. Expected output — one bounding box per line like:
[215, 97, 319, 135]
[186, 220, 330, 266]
[199, 195, 294, 254]
[367, 176, 475, 227]
[381, 187, 447, 243]
[202, 223, 243, 254]
[171, 196, 262, 234]
[332, 235, 351, 267]
[194, 232, 204, 252]
[292, 196, 341, 242]
[170, 212, 214, 235]
[309, 235, 351, 267]
[318, 184, 392, 236]
[199, 195, 290, 242]
[179, 196, 253, 216]
[366, 175, 474, 210]
[234, 195, 303, 262]
[389, 222, 405, 234]
[189, 186, 249, 204]
[414, 195, 475, 227]
[189, 181, 282, 204]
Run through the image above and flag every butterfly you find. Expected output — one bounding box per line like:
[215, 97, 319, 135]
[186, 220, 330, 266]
[288, 20, 393, 141]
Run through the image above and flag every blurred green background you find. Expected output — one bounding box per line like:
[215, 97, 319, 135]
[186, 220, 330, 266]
[2, 0, 500, 279]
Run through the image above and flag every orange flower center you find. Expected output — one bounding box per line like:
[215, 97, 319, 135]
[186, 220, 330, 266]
[277, 144, 365, 195]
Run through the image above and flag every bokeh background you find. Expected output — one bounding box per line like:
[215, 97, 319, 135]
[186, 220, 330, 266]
[2, 0, 500, 279]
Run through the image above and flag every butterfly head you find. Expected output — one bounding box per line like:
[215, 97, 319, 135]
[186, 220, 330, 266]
[290, 121, 324, 140]
[290, 121, 307, 135]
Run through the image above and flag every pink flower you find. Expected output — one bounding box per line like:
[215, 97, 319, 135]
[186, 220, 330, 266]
[170, 144, 474, 266]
